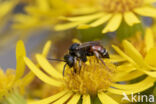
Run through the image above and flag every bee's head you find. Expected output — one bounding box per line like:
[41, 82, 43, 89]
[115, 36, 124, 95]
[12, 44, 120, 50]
[64, 54, 74, 67]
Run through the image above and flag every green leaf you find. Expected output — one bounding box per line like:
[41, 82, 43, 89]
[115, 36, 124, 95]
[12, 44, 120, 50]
[76, 25, 105, 42]
[116, 19, 144, 41]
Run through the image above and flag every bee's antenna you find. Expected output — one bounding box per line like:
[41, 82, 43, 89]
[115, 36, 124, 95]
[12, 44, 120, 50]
[47, 58, 66, 62]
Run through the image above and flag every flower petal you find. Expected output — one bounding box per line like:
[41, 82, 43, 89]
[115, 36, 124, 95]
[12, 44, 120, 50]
[42, 41, 52, 57]
[145, 28, 154, 52]
[24, 57, 62, 87]
[102, 13, 122, 33]
[28, 90, 68, 104]
[72, 38, 81, 43]
[0, 1, 16, 19]
[36, 54, 63, 79]
[15, 40, 26, 80]
[112, 45, 136, 65]
[77, 24, 90, 29]
[144, 0, 156, 4]
[55, 21, 88, 31]
[83, 94, 91, 104]
[66, 13, 104, 21]
[89, 14, 112, 27]
[122, 40, 146, 67]
[145, 48, 156, 67]
[143, 70, 156, 78]
[72, 7, 97, 15]
[112, 77, 154, 90]
[36, 0, 50, 11]
[134, 7, 156, 17]
[114, 71, 144, 82]
[124, 12, 140, 26]
[67, 93, 81, 104]
[98, 92, 118, 104]
[108, 77, 154, 95]
[53, 92, 73, 104]
[20, 72, 34, 88]
[116, 63, 136, 72]
[109, 54, 126, 63]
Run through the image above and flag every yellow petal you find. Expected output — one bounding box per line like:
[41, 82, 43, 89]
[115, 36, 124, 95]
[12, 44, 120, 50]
[56, 63, 65, 72]
[66, 13, 104, 21]
[109, 54, 126, 63]
[108, 78, 154, 95]
[145, 48, 156, 67]
[114, 71, 144, 82]
[42, 41, 52, 57]
[0, 1, 15, 19]
[28, 90, 68, 104]
[112, 77, 154, 90]
[98, 92, 118, 104]
[24, 57, 62, 87]
[67, 93, 81, 104]
[36, 54, 63, 79]
[0, 90, 6, 99]
[53, 92, 73, 104]
[143, 70, 156, 78]
[20, 72, 34, 88]
[145, 28, 154, 52]
[116, 63, 135, 72]
[124, 12, 140, 26]
[82, 94, 91, 104]
[72, 38, 81, 43]
[56, 13, 105, 30]
[102, 13, 122, 33]
[144, 0, 156, 4]
[36, 0, 50, 11]
[0, 69, 4, 77]
[72, 7, 97, 15]
[89, 14, 112, 27]
[55, 21, 86, 31]
[15, 40, 26, 80]
[77, 24, 90, 29]
[112, 45, 136, 65]
[134, 7, 156, 17]
[122, 40, 146, 67]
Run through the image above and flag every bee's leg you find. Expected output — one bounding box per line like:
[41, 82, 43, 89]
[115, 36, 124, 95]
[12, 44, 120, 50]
[93, 51, 100, 63]
[79, 60, 82, 73]
[93, 51, 111, 72]
[73, 57, 77, 73]
[63, 64, 67, 76]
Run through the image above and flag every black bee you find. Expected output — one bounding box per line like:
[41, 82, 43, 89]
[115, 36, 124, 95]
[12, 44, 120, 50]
[48, 41, 110, 76]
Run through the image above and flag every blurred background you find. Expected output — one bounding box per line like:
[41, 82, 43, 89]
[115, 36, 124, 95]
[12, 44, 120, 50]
[0, 0, 155, 70]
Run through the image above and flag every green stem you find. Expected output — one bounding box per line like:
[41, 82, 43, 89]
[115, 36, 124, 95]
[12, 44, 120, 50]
[91, 96, 102, 104]
[1, 91, 26, 104]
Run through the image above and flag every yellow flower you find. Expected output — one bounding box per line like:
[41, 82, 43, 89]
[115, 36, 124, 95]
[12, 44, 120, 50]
[0, 0, 20, 50]
[0, 40, 34, 103]
[112, 28, 156, 80]
[55, 0, 156, 34]
[13, 0, 71, 30]
[24, 40, 155, 104]
[0, 0, 18, 21]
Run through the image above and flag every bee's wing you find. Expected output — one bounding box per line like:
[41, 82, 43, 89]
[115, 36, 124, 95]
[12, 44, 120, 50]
[78, 41, 101, 49]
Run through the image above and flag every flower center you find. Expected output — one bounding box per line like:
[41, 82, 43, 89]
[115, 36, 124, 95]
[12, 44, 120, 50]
[100, 0, 143, 13]
[64, 57, 115, 95]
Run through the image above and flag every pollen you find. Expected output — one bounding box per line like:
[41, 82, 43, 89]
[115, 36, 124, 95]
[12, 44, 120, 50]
[100, 0, 143, 13]
[64, 57, 116, 95]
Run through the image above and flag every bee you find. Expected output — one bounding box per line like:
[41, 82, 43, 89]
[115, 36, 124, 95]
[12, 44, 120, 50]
[48, 41, 110, 76]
